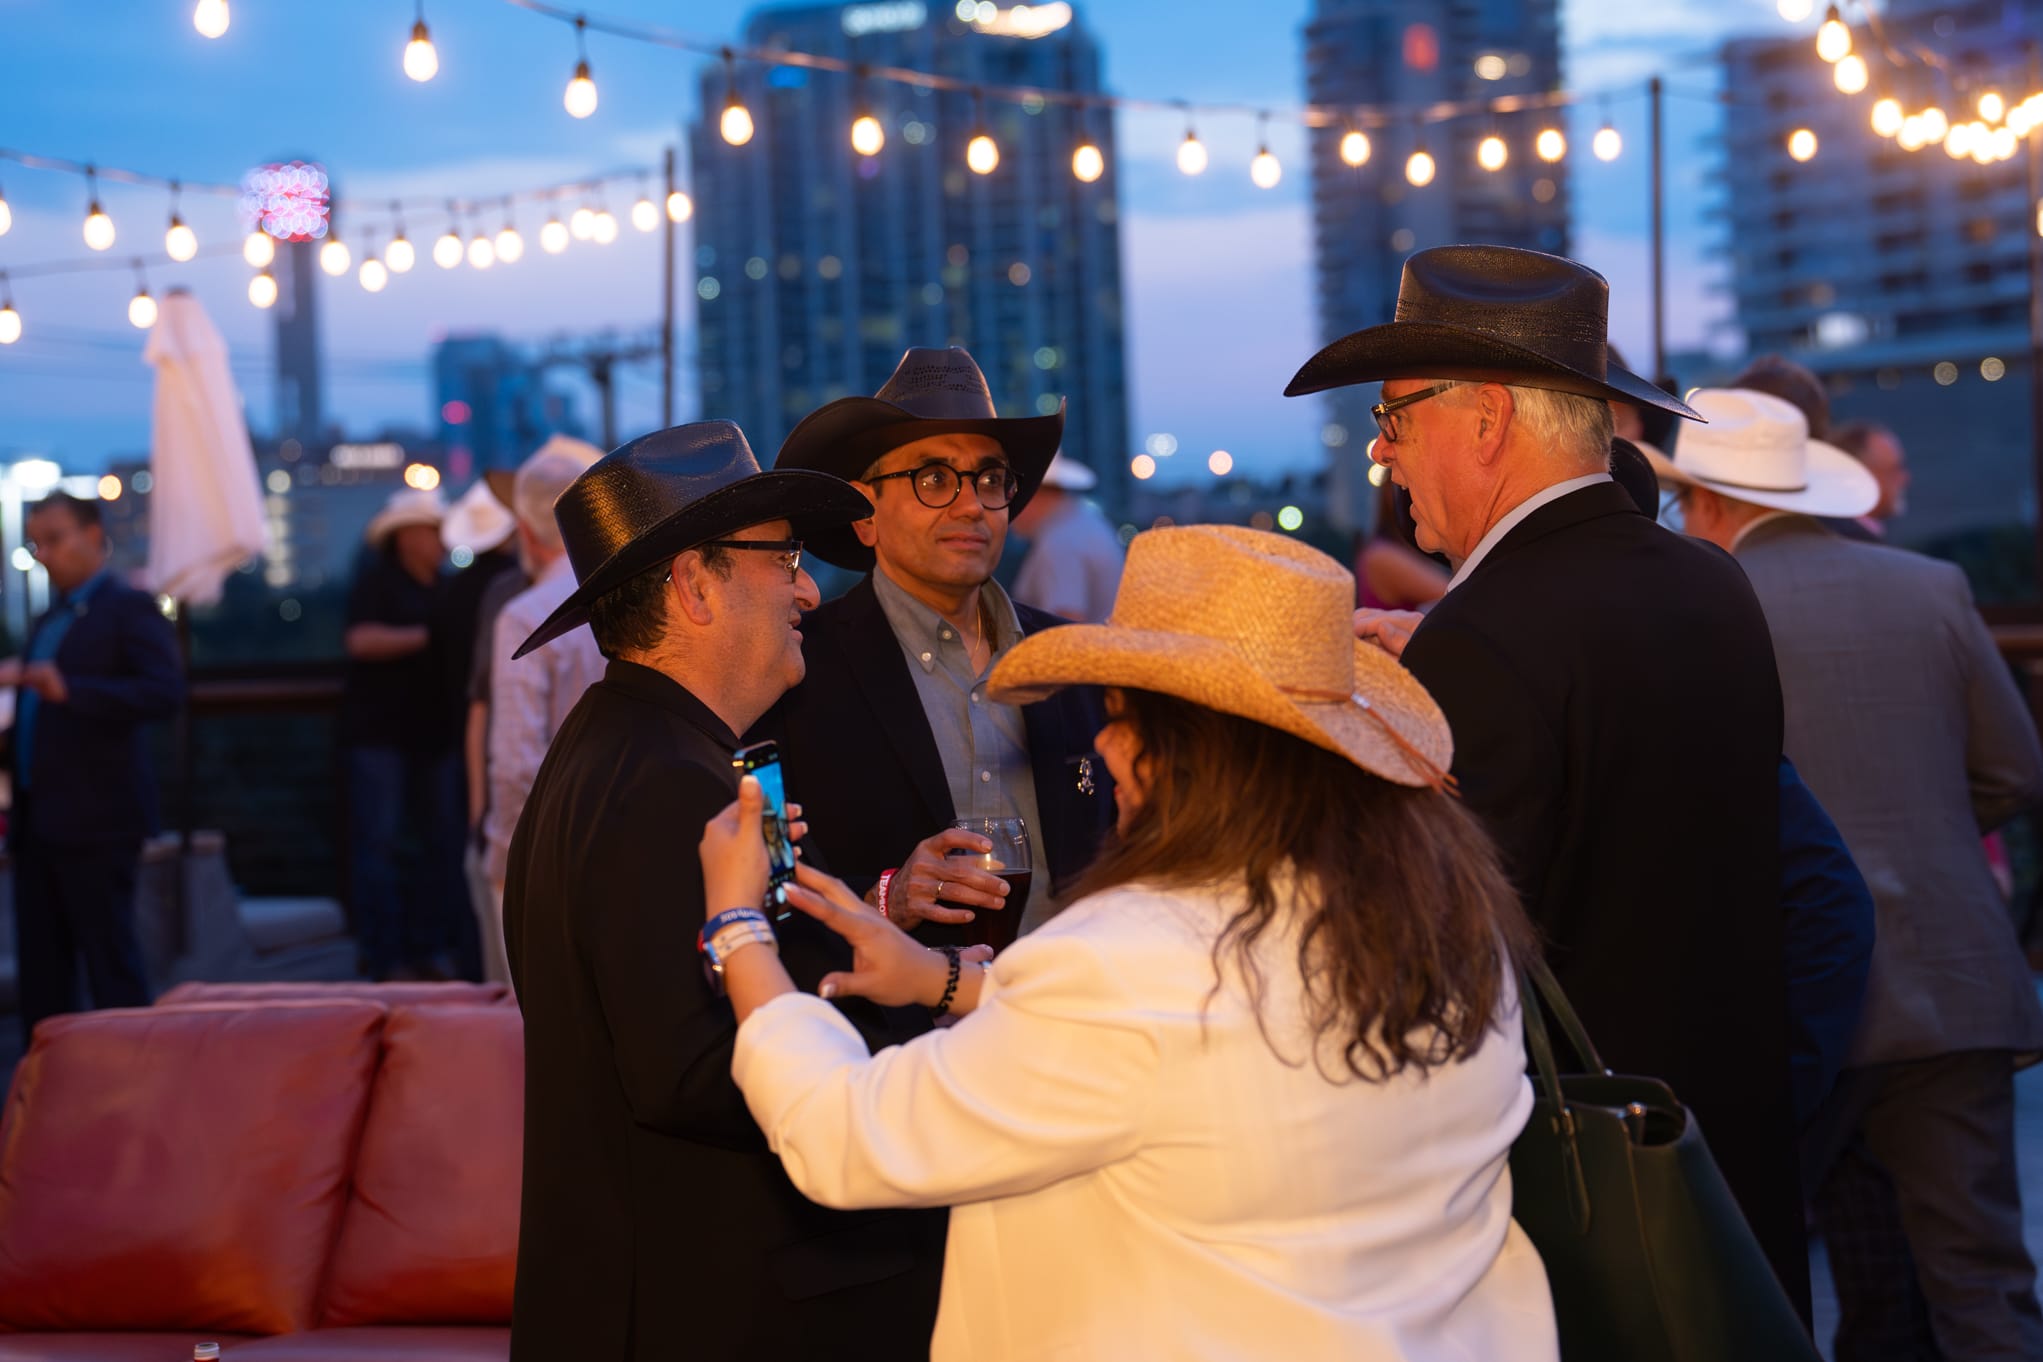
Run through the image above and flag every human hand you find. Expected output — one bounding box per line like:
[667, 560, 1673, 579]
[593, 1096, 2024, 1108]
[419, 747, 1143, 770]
[1353, 609, 1425, 660]
[782, 863, 971, 1007]
[886, 827, 1009, 930]
[21, 662, 66, 704]
[700, 776, 772, 918]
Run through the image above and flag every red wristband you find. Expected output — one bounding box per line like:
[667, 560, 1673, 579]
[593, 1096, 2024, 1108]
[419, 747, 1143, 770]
[876, 868, 898, 920]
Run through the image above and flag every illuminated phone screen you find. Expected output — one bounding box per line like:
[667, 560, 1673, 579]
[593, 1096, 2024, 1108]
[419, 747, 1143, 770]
[734, 743, 797, 912]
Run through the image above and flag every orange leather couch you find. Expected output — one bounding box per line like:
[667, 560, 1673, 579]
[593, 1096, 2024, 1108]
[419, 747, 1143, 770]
[0, 982, 519, 1360]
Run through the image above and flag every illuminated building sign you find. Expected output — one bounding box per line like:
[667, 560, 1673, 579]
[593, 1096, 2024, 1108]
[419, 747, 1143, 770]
[330, 442, 405, 470]
[241, 162, 332, 242]
[843, 2, 926, 35]
[961, 1, 1071, 37]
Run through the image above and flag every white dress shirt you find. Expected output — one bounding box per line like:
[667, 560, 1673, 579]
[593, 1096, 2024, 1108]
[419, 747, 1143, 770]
[484, 553, 607, 883]
[733, 882, 1557, 1362]
[1445, 472, 1613, 593]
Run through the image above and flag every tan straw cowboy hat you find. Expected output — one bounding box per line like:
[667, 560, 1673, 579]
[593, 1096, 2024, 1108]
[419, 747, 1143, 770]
[987, 525, 1455, 789]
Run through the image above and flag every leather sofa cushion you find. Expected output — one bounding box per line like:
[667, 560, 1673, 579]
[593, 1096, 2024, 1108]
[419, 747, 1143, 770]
[0, 1002, 385, 1333]
[0, 1336, 257, 1361]
[319, 1006, 521, 1326]
[156, 981, 510, 1007]
[228, 1327, 509, 1361]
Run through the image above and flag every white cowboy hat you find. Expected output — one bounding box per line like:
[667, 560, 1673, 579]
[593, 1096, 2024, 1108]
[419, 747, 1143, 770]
[366, 487, 449, 548]
[1643, 388, 1877, 518]
[1039, 452, 1098, 492]
[441, 477, 517, 553]
[987, 525, 1454, 790]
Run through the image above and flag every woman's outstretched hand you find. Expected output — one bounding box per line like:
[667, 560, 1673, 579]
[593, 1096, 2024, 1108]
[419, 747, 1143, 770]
[782, 863, 991, 1009]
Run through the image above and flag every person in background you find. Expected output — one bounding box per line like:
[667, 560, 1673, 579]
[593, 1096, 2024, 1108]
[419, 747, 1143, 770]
[1830, 421, 1910, 541]
[342, 487, 464, 981]
[1010, 451, 1124, 624]
[703, 525, 1555, 1362]
[481, 437, 604, 985]
[1652, 388, 2043, 1360]
[1356, 475, 1449, 610]
[5, 493, 182, 1044]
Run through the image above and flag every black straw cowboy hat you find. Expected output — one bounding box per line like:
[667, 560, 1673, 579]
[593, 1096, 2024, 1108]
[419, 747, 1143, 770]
[512, 419, 872, 658]
[1285, 245, 1700, 420]
[773, 347, 1065, 570]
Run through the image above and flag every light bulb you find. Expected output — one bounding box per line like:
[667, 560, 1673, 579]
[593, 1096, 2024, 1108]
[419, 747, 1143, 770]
[319, 239, 350, 276]
[495, 225, 524, 262]
[2036, 199, 2043, 237]
[1834, 54, 1868, 93]
[666, 190, 693, 222]
[1816, 10, 1851, 62]
[570, 207, 596, 240]
[721, 99, 755, 146]
[1787, 128, 1818, 161]
[1897, 115, 1927, 151]
[1477, 134, 1508, 171]
[1406, 148, 1436, 186]
[359, 257, 389, 293]
[433, 230, 463, 268]
[467, 233, 495, 269]
[1340, 130, 1371, 166]
[851, 114, 885, 157]
[386, 234, 415, 273]
[1920, 106, 1949, 142]
[248, 271, 277, 308]
[1072, 142, 1104, 182]
[129, 291, 157, 329]
[1992, 125, 2018, 160]
[631, 197, 658, 232]
[404, 21, 438, 81]
[1945, 121, 1975, 158]
[1980, 91, 2006, 123]
[541, 217, 570, 253]
[2011, 105, 2036, 137]
[564, 61, 598, 119]
[83, 204, 115, 251]
[1536, 127, 1567, 162]
[592, 209, 618, 244]
[1250, 147, 1281, 188]
[1871, 97, 1904, 137]
[242, 229, 275, 267]
[1177, 132, 1208, 175]
[967, 133, 999, 175]
[0, 191, 10, 237]
[165, 217, 198, 262]
[193, 0, 229, 39]
[1777, 0, 1812, 19]
[0, 304, 18, 345]
[1593, 124, 1622, 161]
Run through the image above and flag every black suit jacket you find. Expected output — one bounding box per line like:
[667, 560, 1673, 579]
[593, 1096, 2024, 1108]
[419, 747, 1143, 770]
[757, 576, 1113, 944]
[1403, 482, 1808, 1314]
[11, 576, 183, 845]
[503, 661, 944, 1362]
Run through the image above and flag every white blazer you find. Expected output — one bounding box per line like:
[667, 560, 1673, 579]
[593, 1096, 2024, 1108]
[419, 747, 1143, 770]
[733, 883, 1557, 1362]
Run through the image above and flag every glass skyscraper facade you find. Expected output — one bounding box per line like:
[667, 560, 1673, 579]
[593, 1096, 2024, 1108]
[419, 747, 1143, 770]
[691, 1, 1130, 512]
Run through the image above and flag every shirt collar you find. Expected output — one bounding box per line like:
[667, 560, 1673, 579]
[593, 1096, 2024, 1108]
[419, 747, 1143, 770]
[871, 567, 1022, 675]
[601, 659, 741, 749]
[1445, 473, 1613, 594]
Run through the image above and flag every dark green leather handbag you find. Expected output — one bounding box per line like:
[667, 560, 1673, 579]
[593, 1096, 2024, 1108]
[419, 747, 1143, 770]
[1510, 961, 1819, 1361]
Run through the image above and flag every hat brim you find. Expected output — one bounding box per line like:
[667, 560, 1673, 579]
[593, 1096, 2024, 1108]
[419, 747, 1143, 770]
[366, 508, 443, 548]
[775, 398, 1065, 570]
[1643, 438, 1879, 518]
[483, 469, 518, 509]
[986, 625, 1452, 789]
[512, 470, 873, 659]
[1283, 320, 1700, 420]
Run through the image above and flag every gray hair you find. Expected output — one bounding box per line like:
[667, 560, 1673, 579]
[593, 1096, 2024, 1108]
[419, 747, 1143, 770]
[1445, 383, 1611, 469]
[513, 437, 603, 550]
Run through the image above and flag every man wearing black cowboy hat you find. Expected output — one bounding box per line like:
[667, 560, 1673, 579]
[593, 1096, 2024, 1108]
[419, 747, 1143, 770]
[1291, 245, 1811, 1321]
[760, 348, 1113, 950]
[500, 420, 945, 1361]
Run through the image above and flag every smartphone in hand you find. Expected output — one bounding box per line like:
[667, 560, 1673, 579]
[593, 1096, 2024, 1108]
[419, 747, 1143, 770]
[732, 740, 797, 916]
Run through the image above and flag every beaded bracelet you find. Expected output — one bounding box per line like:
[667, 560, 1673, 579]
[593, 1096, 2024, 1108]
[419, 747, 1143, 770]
[932, 946, 963, 1017]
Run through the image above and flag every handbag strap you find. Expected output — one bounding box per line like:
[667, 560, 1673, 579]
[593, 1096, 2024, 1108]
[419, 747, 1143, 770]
[1517, 965, 1594, 1234]
[1523, 955, 1609, 1076]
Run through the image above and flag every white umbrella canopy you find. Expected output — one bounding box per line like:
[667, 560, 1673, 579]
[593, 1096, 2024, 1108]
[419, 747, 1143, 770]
[143, 290, 268, 606]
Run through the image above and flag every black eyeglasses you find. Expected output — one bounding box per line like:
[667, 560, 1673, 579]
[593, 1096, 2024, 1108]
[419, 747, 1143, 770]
[698, 538, 804, 583]
[1370, 382, 1459, 444]
[865, 461, 1019, 511]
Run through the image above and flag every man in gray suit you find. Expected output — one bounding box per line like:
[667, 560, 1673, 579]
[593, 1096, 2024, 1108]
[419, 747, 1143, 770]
[1653, 387, 2043, 1360]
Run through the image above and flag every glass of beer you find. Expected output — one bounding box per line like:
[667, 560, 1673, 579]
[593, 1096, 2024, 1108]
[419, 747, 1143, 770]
[945, 816, 1032, 951]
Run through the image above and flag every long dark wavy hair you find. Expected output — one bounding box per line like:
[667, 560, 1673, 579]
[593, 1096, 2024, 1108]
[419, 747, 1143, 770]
[1070, 688, 1535, 1081]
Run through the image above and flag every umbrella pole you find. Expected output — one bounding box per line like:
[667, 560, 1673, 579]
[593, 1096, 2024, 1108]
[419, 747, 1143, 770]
[172, 600, 192, 961]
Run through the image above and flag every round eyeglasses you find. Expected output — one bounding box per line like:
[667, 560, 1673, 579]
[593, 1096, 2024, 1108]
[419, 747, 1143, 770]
[865, 461, 1019, 511]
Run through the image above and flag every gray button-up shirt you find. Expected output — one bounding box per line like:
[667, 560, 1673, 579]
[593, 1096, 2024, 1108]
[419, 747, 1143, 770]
[872, 568, 1055, 932]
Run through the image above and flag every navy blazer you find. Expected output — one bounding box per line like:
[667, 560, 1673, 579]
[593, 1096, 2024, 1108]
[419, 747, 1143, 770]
[10, 576, 184, 844]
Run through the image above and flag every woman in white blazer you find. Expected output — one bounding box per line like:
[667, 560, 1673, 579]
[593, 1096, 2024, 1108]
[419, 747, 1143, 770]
[696, 525, 1557, 1362]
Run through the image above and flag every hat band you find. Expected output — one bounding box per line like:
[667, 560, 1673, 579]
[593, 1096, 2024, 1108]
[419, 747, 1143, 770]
[1690, 469, 1810, 495]
[1280, 684, 1457, 794]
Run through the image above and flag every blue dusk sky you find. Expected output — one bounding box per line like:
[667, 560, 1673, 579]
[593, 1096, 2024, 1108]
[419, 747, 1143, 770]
[0, 0, 1786, 484]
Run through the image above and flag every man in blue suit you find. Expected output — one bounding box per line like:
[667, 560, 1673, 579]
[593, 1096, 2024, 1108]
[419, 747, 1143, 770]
[7, 492, 183, 1041]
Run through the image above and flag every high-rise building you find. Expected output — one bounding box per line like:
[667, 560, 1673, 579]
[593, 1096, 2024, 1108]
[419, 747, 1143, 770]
[1720, 0, 2041, 550]
[692, 1, 1130, 511]
[274, 240, 323, 442]
[1302, 0, 1568, 528]
[433, 335, 587, 476]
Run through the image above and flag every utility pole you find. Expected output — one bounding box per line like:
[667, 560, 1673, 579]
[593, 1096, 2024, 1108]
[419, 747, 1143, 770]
[1650, 75, 1666, 382]
[662, 143, 677, 428]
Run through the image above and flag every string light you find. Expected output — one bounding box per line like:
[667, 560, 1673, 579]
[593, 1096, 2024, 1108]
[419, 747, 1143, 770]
[1536, 126, 1566, 162]
[1945, 121, 1975, 158]
[496, 203, 525, 262]
[1339, 127, 1371, 166]
[359, 249, 389, 293]
[631, 192, 659, 232]
[128, 265, 157, 330]
[0, 276, 18, 345]
[1920, 106, 1949, 142]
[1249, 113, 1281, 188]
[850, 66, 885, 156]
[1979, 90, 2006, 123]
[242, 229, 274, 267]
[1477, 133, 1509, 171]
[666, 190, 693, 222]
[164, 183, 197, 262]
[1833, 54, 1867, 94]
[320, 237, 351, 276]
[1405, 145, 1436, 187]
[541, 212, 570, 253]
[1815, 5, 1851, 63]
[1990, 124, 2018, 160]
[433, 223, 463, 268]
[966, 92, 999, 174]
[1777, 0, 1813, 20]
[404, 3, 439, 82]
[387, 204, 415, 273]
[720, 49, 754, 145]
[570, 204, 596, 240]
[1593, 121, 1622, 161]
[1176, 107, 1208, 175]
[248, 270, 277, 308]
[0, 185, 10, 238]
[1072, 141, 1105, 182]
[82, 168, 114, 251]
[467, 225, 496, 269]
[592, 207, 619, 244]
[564, 17, 598, 119]
[1871, 97, 1904, 137]
[1897, 114, 1928, 151]
[193, 0, 229, 39]
[1787, 127, 1818, 161]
